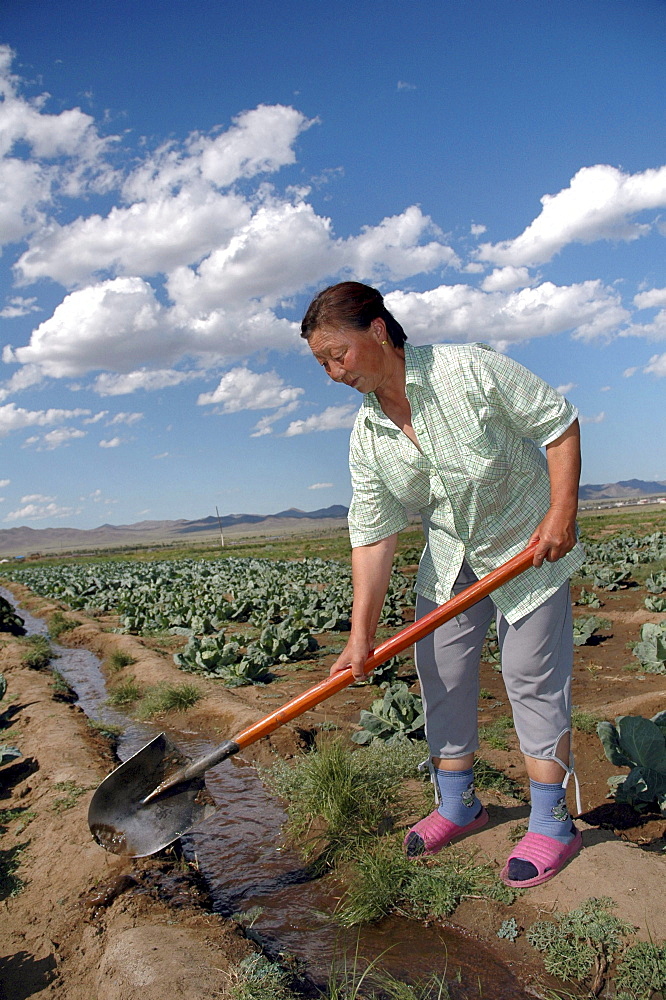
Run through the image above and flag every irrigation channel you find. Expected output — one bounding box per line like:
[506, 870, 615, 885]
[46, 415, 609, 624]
[4, 588, 535, 999]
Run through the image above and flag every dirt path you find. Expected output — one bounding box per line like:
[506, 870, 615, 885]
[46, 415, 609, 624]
[1, 583, 665, 999]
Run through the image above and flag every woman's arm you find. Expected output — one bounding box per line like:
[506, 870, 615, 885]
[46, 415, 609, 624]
[329, 533, 398, 680]
[529, 419, 581, 567]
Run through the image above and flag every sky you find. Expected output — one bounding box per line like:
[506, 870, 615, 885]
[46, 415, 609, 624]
[1, 0, 665, 530]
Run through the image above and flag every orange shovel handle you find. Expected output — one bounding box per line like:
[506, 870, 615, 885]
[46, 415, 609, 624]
[233, 542, 538, 751]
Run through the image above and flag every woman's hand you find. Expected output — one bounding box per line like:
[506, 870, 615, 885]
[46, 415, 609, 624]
[529, 506, 577, 567]
[328, 633, 375, 681]
[531, 419, 581, 567]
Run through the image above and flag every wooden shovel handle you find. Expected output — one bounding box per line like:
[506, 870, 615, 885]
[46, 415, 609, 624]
[233, 543, 538, 751]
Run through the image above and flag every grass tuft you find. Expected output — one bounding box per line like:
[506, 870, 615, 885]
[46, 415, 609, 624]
[48, 610, 80, 639]
[107, 676, 142, 706]
[135, 682, 202, 718]
[20, 635, 52, 670]
[106, 649, 136, 672]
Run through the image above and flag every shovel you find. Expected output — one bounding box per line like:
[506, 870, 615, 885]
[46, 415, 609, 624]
[88, 542, 537, 856]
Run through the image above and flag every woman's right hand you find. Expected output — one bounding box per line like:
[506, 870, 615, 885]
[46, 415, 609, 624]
[329, 632, 374, 682]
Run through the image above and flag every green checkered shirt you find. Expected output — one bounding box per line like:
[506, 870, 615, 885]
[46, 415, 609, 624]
[347, 342, 585, 623]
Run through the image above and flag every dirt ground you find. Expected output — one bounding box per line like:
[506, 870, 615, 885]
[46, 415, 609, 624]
[1, 577, 665, 999]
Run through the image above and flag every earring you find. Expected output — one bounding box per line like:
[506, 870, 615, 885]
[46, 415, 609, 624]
[382, 340, 387, 345]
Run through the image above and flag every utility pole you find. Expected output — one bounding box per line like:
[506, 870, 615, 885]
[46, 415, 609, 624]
[215, 506, 225, 548]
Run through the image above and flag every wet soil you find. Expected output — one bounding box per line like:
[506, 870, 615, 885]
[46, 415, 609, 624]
[1, 574, 665, 999]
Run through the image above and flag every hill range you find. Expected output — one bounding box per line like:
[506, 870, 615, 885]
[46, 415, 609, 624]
[1, 480, 665, 558]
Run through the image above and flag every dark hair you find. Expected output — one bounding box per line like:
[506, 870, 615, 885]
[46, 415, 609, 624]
[300, 281, 407, 348]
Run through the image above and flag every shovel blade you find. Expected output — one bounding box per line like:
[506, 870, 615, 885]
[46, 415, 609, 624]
[88, 733, 215, 857]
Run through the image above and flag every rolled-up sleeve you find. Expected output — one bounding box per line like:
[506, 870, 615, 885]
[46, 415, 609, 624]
[347, 423, 409, 547]
[473, 345, 578, 447]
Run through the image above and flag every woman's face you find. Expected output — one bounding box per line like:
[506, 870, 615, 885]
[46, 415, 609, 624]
[307, 322, 389, 394]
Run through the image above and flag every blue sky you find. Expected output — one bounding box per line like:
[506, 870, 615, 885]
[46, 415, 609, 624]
[1, 0, 665, 529]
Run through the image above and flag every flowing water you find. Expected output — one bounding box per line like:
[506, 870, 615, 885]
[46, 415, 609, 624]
[3, 588, 533, 998]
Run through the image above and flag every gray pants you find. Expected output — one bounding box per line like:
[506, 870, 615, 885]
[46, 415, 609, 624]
[414, 561, 573, 762]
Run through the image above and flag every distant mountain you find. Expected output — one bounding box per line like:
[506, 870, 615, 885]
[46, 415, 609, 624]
[578, 479, 666, 501]
[0, 504, 350, 557]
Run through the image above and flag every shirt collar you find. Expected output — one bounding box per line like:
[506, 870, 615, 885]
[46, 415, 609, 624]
[358, 342, 428, 427]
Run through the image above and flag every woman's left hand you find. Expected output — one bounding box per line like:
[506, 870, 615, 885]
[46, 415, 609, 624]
[529, 507, 577, 567]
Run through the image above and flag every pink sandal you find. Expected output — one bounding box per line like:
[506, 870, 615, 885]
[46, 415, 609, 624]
[500, 828, 582, 887]
[403, 806, 489, 857]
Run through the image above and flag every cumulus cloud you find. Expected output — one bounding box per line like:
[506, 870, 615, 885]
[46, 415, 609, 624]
[25, 427, 86, 450]
[308, 482, 333, 489]
[384, 279, 629, 348]
[481, 267, 535, 293]
[0, 296, 39, 318]
[579, 411, 606, 424]
[284, 403, 358, 436]
[93, 369, 198, 396]
[107, 411, 143, 426]
[0, 402, 89, 437]
[556, 382, 577, 395]
[477, 164, 666, 267]
[643, 352, 666, 377]
[620, 309, 666, 341]
[197, 367, 304, 411]
[5, 500, 78, 522]
[99, 436, 122, 448]
[0, 479, 10, 487]
[634, 287, 666, 310]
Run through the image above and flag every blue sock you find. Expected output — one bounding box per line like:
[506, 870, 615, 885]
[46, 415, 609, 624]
[527, 780, 575, 844]
[435, 767, 482, 826]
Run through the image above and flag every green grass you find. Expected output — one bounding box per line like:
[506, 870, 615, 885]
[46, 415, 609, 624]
[0, 842, 29, 899]
[50, 670, 76, 701]
[261, 737, 429, 860]
[335, 835, 517, 927]
[20, 635, 52, 670]
[106, 676, 142, 706]
[0, 807, 35, 834]
[87, 718, 123, 740]
[135, 682, 202, 718]
[473, 757, 527, 801]
[571, 708, 603, 734]
[106, 649, 136, 672]
[478, 714, 515, 751]
[48, 610, 80, 639]
[51, 780, 89, 813]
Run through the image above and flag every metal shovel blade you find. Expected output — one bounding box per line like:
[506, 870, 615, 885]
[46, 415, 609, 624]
[87, 733, 215, 857]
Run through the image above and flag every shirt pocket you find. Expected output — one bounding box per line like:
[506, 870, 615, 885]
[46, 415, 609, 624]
[457, 423, 516, 485]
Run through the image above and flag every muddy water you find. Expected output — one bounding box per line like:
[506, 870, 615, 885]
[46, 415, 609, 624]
[3, 589, 532, 999]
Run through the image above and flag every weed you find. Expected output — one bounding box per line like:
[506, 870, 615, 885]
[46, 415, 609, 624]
[20, 635, 52, 670]
[336, 835, 516, 927]
[0, 807, 35, 834]
[51, 780, 88, 813]
[51, 670, 76, 702]
[107, 677, 142, 706]
[478, 688, 494, 700]
[571, 708, 602, 734]
[0, 841, 29, 899]
[135, 682, 202, 718]
[107, 649, 136, 672]
[473, 757, 527, 801]
[526, 896, 634, 994]
[48, 610, 80, 639]
[478, 715, 514, 751]
[87, 719, 123, 740]
[508, 821, 529, 843]
[614, 940, 666, 1000]
[224, 953, 297, 1000]
[261, 737, 427, 859]
[497, 918, 520, 942]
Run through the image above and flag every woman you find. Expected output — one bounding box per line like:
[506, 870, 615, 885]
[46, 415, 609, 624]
[301, 281, 585, 888]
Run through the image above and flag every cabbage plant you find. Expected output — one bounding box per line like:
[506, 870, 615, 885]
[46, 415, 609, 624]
[597, 713, 666, 815]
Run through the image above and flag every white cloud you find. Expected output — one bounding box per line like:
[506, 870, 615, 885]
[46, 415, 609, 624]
[643, 352, 666, 377]
[93, 369, 198, 396]
[634, 287, 666, 310]
[481, 266, 535, 293]
[385, 279, 628, 348]
[249, 401, 300, 437]
[556, 382, 577, 395]
[0, 402, 89, 437]
[0, 479, 9, 487]
[470, 223, 487, 236]
[308, 482, 333, 489]
[25, 427, 86, 450]
[579, 411, 606, 424]
[197, 368, 304, 411]
[0, 296, 39, 318]
[107, 411, 143, 426]
[21, 493, 54, 503]
[620, 309, 666, 341]
[99, 436, 122, 448]
[284, 403, 358, 436]
[397, 81, 417, 91]
[5, 501, 78, 522]
[477, 164, 666, 268]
